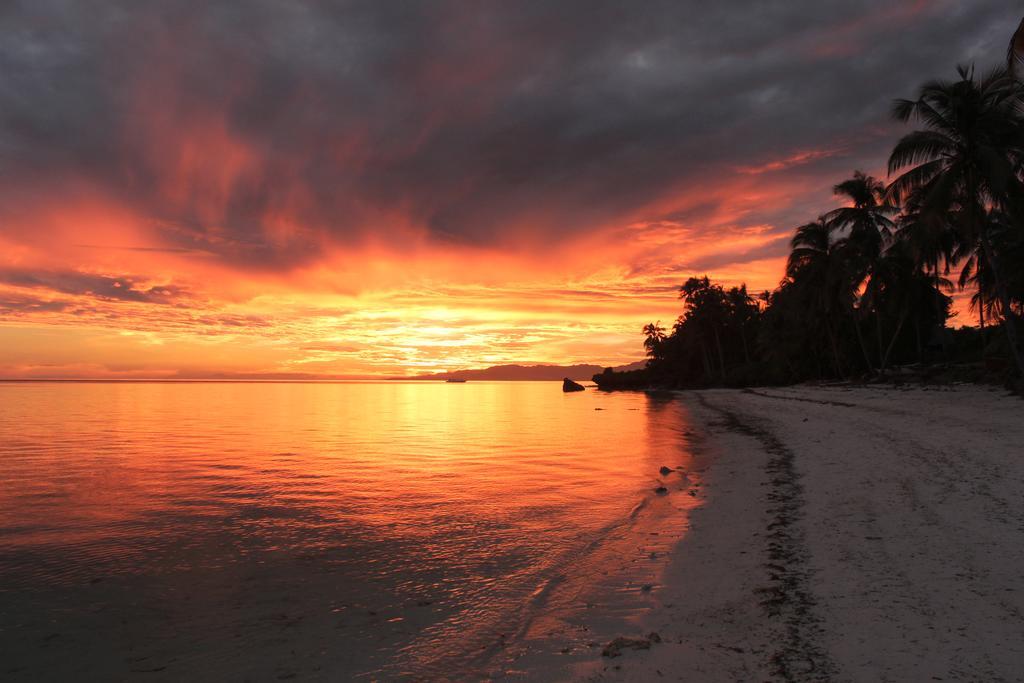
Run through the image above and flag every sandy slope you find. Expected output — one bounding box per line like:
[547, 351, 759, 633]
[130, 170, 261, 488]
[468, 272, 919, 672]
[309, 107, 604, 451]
[591, 384, 1024, 682]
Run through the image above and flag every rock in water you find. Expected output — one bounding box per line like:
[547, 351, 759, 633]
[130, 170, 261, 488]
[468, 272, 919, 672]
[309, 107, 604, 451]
[601, 636, 652, 658]
[562, 378, 585, 392]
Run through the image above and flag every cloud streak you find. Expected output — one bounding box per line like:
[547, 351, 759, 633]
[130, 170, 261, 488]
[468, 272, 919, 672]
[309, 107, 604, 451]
[0, 269, 189, 304]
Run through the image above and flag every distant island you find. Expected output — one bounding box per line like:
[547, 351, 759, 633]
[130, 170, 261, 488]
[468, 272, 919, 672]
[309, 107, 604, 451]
[401, 361, 646, 382]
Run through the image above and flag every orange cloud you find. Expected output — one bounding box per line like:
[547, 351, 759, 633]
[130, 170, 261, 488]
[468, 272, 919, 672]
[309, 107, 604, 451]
[737, 149, 843, 175]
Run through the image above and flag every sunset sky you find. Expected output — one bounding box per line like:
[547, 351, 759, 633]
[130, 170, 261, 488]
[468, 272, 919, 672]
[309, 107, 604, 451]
[0, 1, 1017, 379]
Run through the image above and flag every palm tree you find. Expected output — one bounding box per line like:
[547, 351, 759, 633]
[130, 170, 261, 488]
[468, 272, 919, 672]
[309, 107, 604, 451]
[894, 198, 955, 308]
[725, 285, 758, 364]
[953, 209, 997, 338]
[861, 240, 948, 369]
[826, 171, 897, 262]
[786, 218, 864, 376]
[679, 276, 728, 380]
[642, 322, 666, 358]
[893, 202, 955, 359]
[888, 65, 1024, 376]
[826, 171, 899, 367]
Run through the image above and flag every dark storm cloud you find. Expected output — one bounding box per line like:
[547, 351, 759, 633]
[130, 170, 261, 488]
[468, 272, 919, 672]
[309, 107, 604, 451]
[0, 0, 1018, 268]
[0, 268, 188, 304]
[0, 293, 72, 314]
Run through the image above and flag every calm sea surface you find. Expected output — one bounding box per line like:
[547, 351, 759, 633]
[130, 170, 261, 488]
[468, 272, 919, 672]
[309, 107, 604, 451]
[0, 381, 696, 680]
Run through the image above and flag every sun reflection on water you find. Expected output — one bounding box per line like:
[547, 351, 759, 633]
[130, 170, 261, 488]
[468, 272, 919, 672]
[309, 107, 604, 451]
[0, 381, 696, 679]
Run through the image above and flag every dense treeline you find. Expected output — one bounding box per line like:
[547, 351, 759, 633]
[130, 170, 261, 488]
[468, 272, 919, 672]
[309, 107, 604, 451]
[596, 61, 1024, 391]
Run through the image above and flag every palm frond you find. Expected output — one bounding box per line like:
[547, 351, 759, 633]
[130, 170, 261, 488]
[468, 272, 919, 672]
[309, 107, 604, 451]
[890, 98, 916, 122]
[886, 159, 946, 202]
[887, 131, 956, 173]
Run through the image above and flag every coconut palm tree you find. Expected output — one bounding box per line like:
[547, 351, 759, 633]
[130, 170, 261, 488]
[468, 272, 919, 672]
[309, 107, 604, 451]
[679, 276, 729, 380]
[893, 202, 956, 359]
[861, 240, 949, 370]
[825, 171, 899, 367]
[786, 218, 867, 376]
[642, 322, 666, 358]
[888, 65, 1024, 376]
[826, 171, 897, 263]
[953, 209, 997, 336]
[894, 198, 955, 306]
[725, 285, 758, 364]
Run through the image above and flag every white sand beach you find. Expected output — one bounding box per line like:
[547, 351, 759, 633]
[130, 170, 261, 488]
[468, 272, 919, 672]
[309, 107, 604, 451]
[582, 384, 1024, 682]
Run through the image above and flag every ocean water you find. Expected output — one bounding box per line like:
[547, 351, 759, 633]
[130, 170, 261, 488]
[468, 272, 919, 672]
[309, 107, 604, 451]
[0, 381, 698, 680]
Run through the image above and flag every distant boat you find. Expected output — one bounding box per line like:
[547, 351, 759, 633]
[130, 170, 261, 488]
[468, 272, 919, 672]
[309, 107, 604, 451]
[445, 378, 467, 383]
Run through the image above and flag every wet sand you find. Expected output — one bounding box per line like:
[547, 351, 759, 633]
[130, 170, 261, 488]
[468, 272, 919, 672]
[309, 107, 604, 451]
[578, 384, 1024, 681]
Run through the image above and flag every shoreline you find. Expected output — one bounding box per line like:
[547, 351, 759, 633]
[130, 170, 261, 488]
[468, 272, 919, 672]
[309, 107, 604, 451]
[486, 400, 708, 680]
[575, 383, 1024, 681]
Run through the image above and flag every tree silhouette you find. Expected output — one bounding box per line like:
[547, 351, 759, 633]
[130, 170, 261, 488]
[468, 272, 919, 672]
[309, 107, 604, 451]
[597, 32, 1024, 392]
[888, 65, 1024, 375]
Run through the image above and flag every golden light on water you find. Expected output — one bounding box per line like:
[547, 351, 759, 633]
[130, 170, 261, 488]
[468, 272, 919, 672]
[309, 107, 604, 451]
[0, 380, 700, 677]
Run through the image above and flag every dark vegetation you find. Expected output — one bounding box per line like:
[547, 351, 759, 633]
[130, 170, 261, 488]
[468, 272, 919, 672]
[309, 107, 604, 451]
[596, 57, 1024, 392]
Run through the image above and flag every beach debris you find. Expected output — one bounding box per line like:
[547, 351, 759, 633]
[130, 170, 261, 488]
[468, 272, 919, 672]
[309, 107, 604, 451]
[601, 636, 652, 658]
[654, 486, 668, 494]
[562, 378, 585, 392]
[659, 466, 672, 475]
[714, 643, 744, 653]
